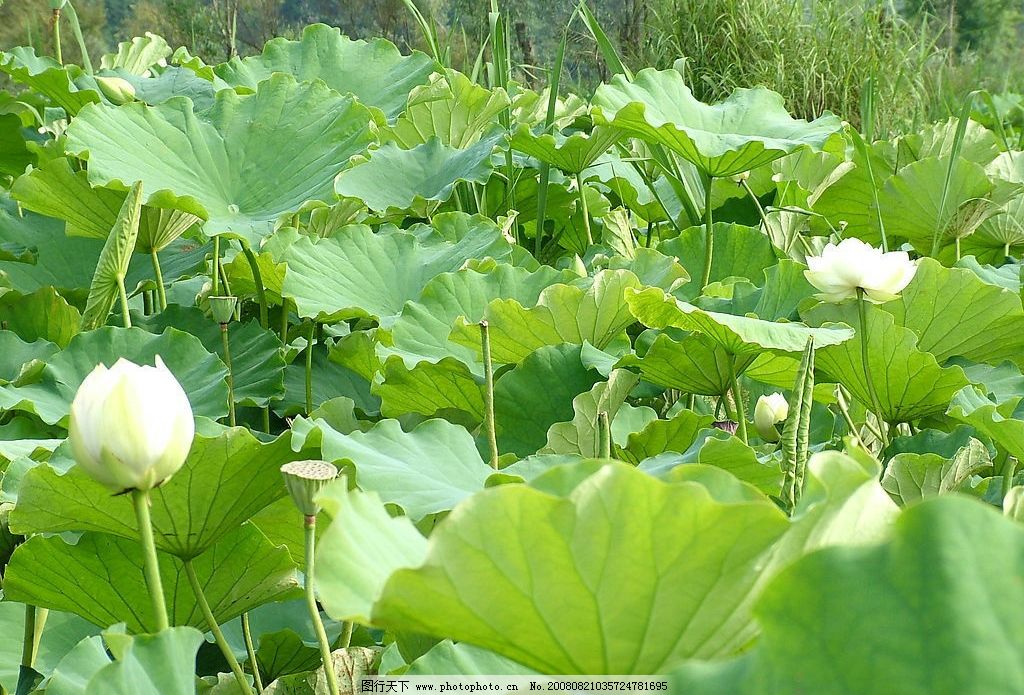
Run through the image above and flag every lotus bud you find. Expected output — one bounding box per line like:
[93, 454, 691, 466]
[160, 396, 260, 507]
[281, 460, 338, 517]
[208, 295, 237, 324]
[804, 238, 917, 303]
[1004, 486, 1024, 522]
[95, 76, 137, 105]
[68, 356, 195, 492]
[754, 392, 789, 442]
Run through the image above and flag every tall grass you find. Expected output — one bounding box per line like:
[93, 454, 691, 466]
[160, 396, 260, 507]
[641, 0, 953, 136]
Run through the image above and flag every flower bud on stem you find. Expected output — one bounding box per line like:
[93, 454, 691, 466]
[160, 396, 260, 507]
[480, 321, 499, 470]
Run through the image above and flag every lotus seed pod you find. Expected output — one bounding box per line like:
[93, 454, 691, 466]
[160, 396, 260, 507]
[1004, 486, 1024, 522]
[281, 460, 339, 516]
[95, 76, 137, 105]
[209, 295, 238, 324]
[69, 356, 195, 492]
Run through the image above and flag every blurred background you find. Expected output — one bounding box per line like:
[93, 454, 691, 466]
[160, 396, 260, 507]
[2, 0, 1023, 133]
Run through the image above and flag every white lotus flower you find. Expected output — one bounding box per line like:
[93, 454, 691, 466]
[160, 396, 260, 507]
[754, 392, 789, 442]
[69, 357, 195, 492]
[804, 238, 917, 303]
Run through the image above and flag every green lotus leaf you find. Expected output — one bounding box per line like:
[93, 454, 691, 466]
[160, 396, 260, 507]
[11, 427, 306, 558]
[0, 286, 81, 347]
[12, 158, 201, 252]
[899, 116, 1000, 166]
[386, 262, 575, 372]
[618, 331, 752, 395]
[592, 69, 841, 177]
[80, 181, 142, 331]
[46, 627, 203, 695]
[603, 246, 690, 294]
[669, 496, 1024, 694]
[811, 137, 892, 243]
[214, 23, 436, 120]
[313, 417, 492, 521]
[277, 349, 379, 418]
[374, 355, 484, 423]
[956, 255, 1022, 292]
[0, 332, 58, 384]
[629, 287, 854, 356]
[586, 151, 684, 223]
[881, 438, 991, 505]
[509, 125, 623, 174]
[0, 604, 97, 693]
[370, 462, 789, 672]
[253, 629, 321, 683]
[886, 257, 1024, 365]
[966, 192, 1024, 260]
[4, 524, 299, 633]
[334, 134, 499, 213]
[804, 301, 969, 423]
[493, 344, 602, 458]
[0, 47, 100, 115]
[656, 223, 777, 300]
[644, 435, 784, 495]
[947, 386, 1024, 461]
[620, 410, 715, 465]
[0, 325, 227, 424]
[100, 33, 172, 74]
[283, 220, 511, 324]
[406, 641, 536, 675]
[449, 270, 641, 365]
[0, 113, 34, 177]
[387, 70, 510, 148]
[542, 370, 640, 457]
[65, 73, 374, 245]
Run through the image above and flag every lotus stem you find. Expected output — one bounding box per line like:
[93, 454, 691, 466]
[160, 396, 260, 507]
[143, 290, 153, 316]
[212, 236, 221, 296]
[241, 612, 264, 692]
[337, 621, 354, 649]
[20, 604, 47, 670]
[480, 320, 499, 469]
[305, 322, 315, 416]
[150, 251, 167, 311]
[304, 516, 341, 695]
[221, 324, 236, 427]
[857, 290, 889, 451]
[576, 172, 594, 247]
[183, 560, 253, 694]
[700, 175, 715, 290]
[726, 358, 749, 444]
[1002, 457, 1018, 499]
[597, 411, 611, 458]
[130, 489, 169, 632]
[241, 244, 269, 329]
[51, 9, 62, 65]
[117, 276, 132, 329]
[740, 178, 770, 233]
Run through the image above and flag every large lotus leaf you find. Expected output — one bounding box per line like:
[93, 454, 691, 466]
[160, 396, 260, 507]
[369, 462, 789, 672]
[449, 270, 641, 365]
[586, 151, 684, 223]
[881, 438, 991, 506]
[620, 410, 715, 464]
[592, 69, 841, 177]
[387, 70, 510, 148]
[604, 246, 690, 294]
[0, 286, 81, 347]
[0, 332, 59, 384]
[509, 125, 623, 174]
[886, 257, 1024, 365]
[966, 192, 1024, 260]
[647, 435, 784, 496]
[139, 306, 286, 408]
[115, 67, 220, 113]
[804, 302, 968, 423]
[277, 349, 379, 418]
[10, 427, 305, 558]
[386, 262, 575, 372]
[315, 483, 428, 625]
[0, 113, 34, 177]
[100, 33, 173, 74]
[898, 117, 1000, 166]
[313, 417, 493, 521]
[669, 496, 1024, 694]
[878, 156, 1006, 255]
[12, 158, 201, 252]
[542, 370, 640, 457]
[374, 356, 484, 423]
[253, 629, 321, 683]
[0, 326, 227, 424]
[4, 524, 299, 634]
[283, 221, 511, 324]
[0, 47, 100, 115]
[0, 604, 98, 693]
[214, 23, 436, 120]
[629, 287, 854, 356]
[80, 181, 143, 331]
[65, 74, 374, 245]
[811, 137, 893, 243]
[334, 134, 499, 213]
[947, 387, 1024, 461]
[956, 255, 1023, 292]
[407, 641, 537, 675]
[493, 344, 602, 458]
[46, 627, 204, 695]
[619, 331, 754, 395]
[656, 223, 777, 299]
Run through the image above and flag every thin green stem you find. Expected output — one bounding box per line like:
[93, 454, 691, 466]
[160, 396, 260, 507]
[480, 321, 499, 470]
[212, 236, 221, 296]
[597, 411, 611, 459]
[304, 517, 341, 695]
[221, 324, 236, 427]
[740, 178, 770, 232]
[150, 251, 167, 311]
[726, 358, 748, 444]
[1002, 456, 1018, 499]
[305, 322, 315, 416]
[337, 621, 354, 649]
[241, 612, 264, 692]
[241, 245, 269, 329]
[858, 291, 889, 450]
[51, 9, 62, 65]
[576, 172, 594, 247]
[280, 300, 290, 344]
[130, 489, 168, 632]
[700, 175, 715, 290]
[143, 290, 153, 316]
[183, 560, 253, 694]
[20, 604, 47, 669]
[117, 276, 132, 329]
